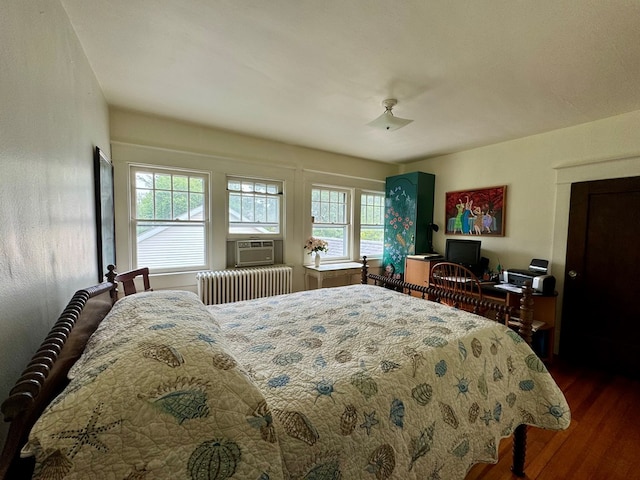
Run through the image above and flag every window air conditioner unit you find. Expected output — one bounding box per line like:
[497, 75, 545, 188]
[236, 240, 275, 267]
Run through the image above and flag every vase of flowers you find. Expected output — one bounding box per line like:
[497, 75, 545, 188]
[304, 236, 328, 267]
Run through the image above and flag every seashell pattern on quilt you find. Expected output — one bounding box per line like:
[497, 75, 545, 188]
[28, 286, 570, 479]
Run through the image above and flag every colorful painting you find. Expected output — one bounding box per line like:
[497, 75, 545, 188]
[445, 185, 506, 236]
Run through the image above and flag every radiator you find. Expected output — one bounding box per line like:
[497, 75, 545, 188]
[197, 265, 293, 305]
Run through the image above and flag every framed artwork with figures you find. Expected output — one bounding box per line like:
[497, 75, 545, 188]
[445, 185, 506, 236]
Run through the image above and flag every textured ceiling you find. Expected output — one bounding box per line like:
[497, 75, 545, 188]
[61, 0, 640, 163]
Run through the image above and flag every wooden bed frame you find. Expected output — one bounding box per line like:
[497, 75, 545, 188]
[0, 260, 535, 479]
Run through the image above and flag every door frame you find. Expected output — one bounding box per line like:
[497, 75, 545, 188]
[550, 156, 640, 355]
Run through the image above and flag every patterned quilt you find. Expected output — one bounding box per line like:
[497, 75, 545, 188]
[27, 285, 570, 479]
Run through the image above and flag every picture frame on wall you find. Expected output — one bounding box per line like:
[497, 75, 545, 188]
[94, 146, 116, 281]
[445, 185, 507, 236]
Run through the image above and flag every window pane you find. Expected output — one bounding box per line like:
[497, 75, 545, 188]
[136, 172, 153, 189]
[228, 179, 241, 191]
[173, 192, 189, 218]
[155, 173, 171, 190]
[361, 193, 384, 226]
[137, 222, 205, 269]
[313, 187, 348, 225]
[255, 197, 266, 222]
[310, 186, 351, 259]
[360, 225, 384, 257]
[190, 177, 204, 193]
[132, 167, 208, 273]
[312, 226, 347, 258]
[266, 197, 279, 223]
[337, 204, 346, 223]
[228, 177, 282, 235]
[360, 192, 384, 257]
[190, 192, 204, 208]
[229, 192, 241, 220]
[136, 189, 154, 219]
[241, 196, 254, 221]
[320, 204, 329, 223]
[155, 191, 172, 219]
[173, 175, 188, 191]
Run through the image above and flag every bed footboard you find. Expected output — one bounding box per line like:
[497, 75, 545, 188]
[360, 256, 535, 478]
[359, 257, 534, 341]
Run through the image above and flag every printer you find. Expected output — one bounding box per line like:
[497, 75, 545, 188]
[503, 259, 556, 295]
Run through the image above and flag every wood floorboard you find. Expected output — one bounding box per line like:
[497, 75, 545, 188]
[546, 375, 624, 478]
[574, 377, 635, 478]
[466, 359, 640, 479]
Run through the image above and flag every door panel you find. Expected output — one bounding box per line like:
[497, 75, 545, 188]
[561, 176, 640, 377]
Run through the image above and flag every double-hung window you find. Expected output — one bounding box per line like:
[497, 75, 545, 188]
[131, 166, 208, 272]
[227, 177, 282, 235]
[311, 186, 350, 259]
[360, 191, 385, 257]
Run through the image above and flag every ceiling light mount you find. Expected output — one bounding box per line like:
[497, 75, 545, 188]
[368, 98, 413, 132]
[382, 98, 399, 112]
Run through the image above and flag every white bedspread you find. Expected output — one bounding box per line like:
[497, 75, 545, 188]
[27, 285, 570, 479]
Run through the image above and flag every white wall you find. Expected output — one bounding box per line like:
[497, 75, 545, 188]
[403, 110, 640, 351]
[109, 109, 397, 291]
[0, 1, 110, 450]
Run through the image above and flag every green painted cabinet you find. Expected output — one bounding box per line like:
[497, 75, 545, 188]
[383, 172, 435, 279]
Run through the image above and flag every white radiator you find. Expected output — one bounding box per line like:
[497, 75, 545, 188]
[197, 265, 293, 305]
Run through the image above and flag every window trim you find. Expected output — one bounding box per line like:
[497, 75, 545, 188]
[226, 175, 284, 239]
[307, 182, 385, 264]
[129, 164, 210, 274]
[359, 190, 385, 259]
[310, 184, 353, 262]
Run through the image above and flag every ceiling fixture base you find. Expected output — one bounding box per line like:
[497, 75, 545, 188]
[368, 98, 413, 132]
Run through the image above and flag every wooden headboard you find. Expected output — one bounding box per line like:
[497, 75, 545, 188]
[0, 281, 116, 479]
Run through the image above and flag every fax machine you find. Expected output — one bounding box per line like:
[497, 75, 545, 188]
[503, 259, 556, 295]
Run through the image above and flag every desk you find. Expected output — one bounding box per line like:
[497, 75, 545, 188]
[304, 262, 365, 289]
[480, 284, 557, 363]
[404, 257, 440, 290]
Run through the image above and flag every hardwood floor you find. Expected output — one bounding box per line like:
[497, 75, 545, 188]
[466, 359, 640, 480]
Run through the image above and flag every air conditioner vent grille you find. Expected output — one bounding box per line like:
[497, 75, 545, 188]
[236, 240, 275, 267]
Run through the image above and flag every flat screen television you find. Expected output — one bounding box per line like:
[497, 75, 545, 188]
[445, 239, 482, 274]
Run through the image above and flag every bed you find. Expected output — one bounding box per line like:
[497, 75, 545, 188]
[0, 260, 570, 479]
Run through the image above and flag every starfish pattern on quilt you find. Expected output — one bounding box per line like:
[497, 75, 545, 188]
[50, 402, 122, 458]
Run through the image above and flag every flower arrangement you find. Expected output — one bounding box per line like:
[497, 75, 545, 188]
[304, 236, 328, 254]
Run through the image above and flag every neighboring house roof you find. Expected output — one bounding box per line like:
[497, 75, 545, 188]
[137, 206, 205, 269]
[137, 205, 382, 268]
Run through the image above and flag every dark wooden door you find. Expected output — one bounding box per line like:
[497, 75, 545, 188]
[561, 176, 640, 377]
